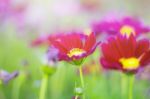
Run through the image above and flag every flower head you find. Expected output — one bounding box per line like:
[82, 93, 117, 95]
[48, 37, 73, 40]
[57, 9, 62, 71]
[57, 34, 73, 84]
[100, 35, 150, 74]
[50, 32, 100, 65]
[92, 16, 150, 37]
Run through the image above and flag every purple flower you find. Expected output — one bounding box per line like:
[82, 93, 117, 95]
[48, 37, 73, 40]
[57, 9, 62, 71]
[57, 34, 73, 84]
[0, 70, 19, 84]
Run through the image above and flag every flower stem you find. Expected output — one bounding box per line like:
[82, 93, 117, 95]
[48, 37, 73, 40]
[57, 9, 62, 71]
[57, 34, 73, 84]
[39, 74, 48, 99]
[121, 73, 127, 99]
[79, 66, 85, 99]
[75, 95, 78, 99]
[128, 75, 134, 99]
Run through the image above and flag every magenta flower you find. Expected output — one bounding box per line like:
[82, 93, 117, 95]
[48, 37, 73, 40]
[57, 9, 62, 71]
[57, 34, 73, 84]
[50, 32, 100, 65]
[0, 0, 27, 26]
[0, 0, 10, 21]
[92, 16, 150, 37]
[100, 35, 150, 74]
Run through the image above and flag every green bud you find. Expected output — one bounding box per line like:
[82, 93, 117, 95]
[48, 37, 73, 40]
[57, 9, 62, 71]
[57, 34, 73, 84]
[70, 58, 85, 66]
[74, 87, 84, 95]
[41, 65, 57, 76]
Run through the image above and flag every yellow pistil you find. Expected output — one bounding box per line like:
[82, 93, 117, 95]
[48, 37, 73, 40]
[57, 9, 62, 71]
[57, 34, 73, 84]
[119, 57, 140, 69]
[67, 48, 86, 58]
[120, 25, 135, 37]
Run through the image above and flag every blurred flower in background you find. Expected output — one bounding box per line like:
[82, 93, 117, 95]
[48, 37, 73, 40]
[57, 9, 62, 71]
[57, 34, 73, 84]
[79, 0, 101, 11]
[137, 66, 150, 80]
[41, 47, 59, 76]
[79, 61, 100, 75]
[0, 70, 18, 84]
[91, 16, 150, 37]
[0, 0, 27, 26]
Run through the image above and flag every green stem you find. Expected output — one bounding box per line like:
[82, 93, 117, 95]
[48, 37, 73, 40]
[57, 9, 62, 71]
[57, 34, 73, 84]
[12, 79, 20, 99]
[79, 66, 85, 99]
[39, 74, 48, 99]
[128, 75, 134, 99]
[12, 72, 25, 99]
[0, 85, 6, 99]
[121, 73, 127, 99]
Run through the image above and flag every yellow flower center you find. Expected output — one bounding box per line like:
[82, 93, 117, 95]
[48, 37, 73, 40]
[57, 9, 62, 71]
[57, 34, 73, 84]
[119, 57, 140, 69]
[120, 25, 135, 37]
[67, 48, 86, 58]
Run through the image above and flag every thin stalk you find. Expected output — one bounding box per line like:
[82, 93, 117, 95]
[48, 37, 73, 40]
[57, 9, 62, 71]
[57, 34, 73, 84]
[79, 66, 85, 99]
[39, 74, 48, 99]
[12, 72, 25, 99]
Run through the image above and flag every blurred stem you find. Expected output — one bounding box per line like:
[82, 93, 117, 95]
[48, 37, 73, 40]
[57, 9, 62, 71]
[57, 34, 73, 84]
[128, 75, 134, 99]
[79, 66, 85, 99]
[75, 95, 78, 99]
[121, 73, 127, 99]
[0, 85, 6, 99]
[105, 72, 111, 98]
[39, 74, 48, 99]
[12, 72, 25, 99]
[12, 80, 20, 99]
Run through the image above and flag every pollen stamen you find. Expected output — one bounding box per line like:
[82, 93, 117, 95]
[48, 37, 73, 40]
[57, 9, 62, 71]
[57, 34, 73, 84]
[120, 25, 135, 36]
[119, 57, 140, 69]
[67, 48, 86, 58]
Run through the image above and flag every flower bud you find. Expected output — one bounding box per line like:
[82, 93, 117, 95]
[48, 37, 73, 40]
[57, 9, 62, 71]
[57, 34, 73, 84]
[41, 46, 59, 75]
[74, 87, 84, 95]
[41, 65, 57, 76]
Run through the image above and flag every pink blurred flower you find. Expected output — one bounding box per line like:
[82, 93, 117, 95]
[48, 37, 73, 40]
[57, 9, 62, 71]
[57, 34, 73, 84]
[92, 16, 150, 37]
[0, 0, 27, 28]
[0, 0, 10, 20]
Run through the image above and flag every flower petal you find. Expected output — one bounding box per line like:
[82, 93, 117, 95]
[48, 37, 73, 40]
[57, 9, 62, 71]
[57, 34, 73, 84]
[83, 32, 96, 52]
[135, 39, 149, 57]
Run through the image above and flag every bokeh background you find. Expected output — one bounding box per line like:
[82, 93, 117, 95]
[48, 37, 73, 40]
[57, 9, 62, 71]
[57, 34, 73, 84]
[1, 0, 150, 99]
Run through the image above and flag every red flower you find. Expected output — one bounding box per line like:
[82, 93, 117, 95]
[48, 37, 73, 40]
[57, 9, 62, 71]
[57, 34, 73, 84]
[50, 32, 100, 65]
[100, 35, 150, 74]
